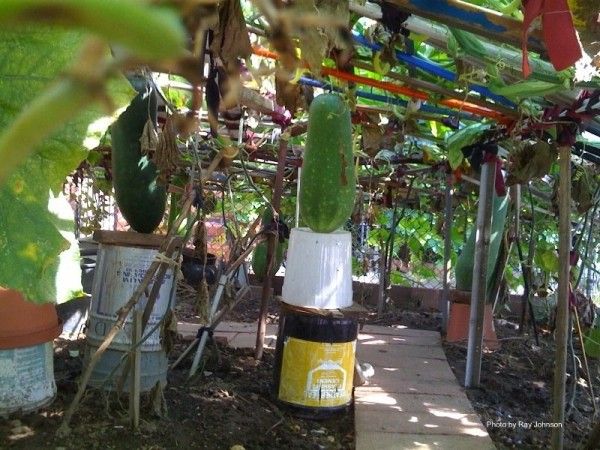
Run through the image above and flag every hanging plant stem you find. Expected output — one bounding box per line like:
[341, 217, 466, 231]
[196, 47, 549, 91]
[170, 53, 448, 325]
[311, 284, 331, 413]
[575, 189, 600, 289]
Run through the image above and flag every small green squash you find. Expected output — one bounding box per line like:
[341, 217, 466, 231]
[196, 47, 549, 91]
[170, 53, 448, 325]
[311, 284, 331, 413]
[251, 208, 287, 280]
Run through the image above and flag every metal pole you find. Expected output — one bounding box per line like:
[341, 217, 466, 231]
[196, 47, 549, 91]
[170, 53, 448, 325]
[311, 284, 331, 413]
[441, 177, 453, 334]
[465, 159, 496, 388]
[189, 274, 227, 378]
[552, 145, 572, 450]
[295, 167, 301, 227]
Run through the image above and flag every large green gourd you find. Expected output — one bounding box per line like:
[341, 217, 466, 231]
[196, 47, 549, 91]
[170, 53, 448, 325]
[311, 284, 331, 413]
[299, 93, 355, 233]
[455, 193, 509, 294]
[111, 77, 166, 233]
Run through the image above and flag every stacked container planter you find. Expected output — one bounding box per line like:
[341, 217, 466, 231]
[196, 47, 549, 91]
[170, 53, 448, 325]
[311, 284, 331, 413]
[272, 93, 358, 417]
[83, 74, 176, 392]
[0, 288, 62, 415]
[84, 231, 180, 392]
[447, 190, 509, 349]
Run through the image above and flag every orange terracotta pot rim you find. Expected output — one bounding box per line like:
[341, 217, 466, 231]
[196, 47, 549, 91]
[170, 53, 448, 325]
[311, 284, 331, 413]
[0, 288, 62, 349]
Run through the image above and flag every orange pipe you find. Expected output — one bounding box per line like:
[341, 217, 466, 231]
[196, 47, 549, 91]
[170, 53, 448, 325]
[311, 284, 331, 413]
[320, 67, 429, 101]
[252, 46, 512, 124]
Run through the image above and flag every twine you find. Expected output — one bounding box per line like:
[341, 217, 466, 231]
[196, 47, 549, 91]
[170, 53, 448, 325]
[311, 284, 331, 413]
[154, 251, 184, 280]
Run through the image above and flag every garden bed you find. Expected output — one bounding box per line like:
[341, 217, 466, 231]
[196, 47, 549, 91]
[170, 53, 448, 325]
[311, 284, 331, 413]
[444, 321, 600, 449]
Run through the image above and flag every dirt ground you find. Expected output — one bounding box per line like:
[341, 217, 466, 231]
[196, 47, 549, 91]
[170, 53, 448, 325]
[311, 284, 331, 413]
[178, 279, 600, 448]
[0, 339, 353, 450]
[4, 281, 599, 450]
[362, 304, 600, 449]
[444, 320, 600, 449]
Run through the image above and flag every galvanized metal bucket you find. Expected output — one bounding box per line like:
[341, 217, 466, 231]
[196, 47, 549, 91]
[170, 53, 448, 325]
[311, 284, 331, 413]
[85, 231, 179, 392]
[84, 345, 168, 392]
[87, 243, 176, 351]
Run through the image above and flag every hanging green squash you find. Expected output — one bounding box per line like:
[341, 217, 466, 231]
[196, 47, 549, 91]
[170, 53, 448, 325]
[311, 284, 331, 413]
[111, 76, 166, 233]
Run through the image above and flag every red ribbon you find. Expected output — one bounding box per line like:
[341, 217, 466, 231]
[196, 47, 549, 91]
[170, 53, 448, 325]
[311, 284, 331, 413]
[522, 0, 582, 78]
[482, 152, 507, 197]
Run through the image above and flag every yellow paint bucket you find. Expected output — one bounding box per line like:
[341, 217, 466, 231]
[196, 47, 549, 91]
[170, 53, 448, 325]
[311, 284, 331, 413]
[273, 304, 358, 417]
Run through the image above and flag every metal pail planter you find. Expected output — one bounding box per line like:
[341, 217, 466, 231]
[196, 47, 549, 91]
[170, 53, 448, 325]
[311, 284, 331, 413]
[85, 231, 180, 392]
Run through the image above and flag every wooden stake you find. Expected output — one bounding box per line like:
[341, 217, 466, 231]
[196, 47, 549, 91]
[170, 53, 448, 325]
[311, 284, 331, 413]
[573, 307, 597, 415]
[552, 145, 572, 450]
[376, 250, 386, 317]
[255, 137, 288, 360]
[465, 159, 495, 388]
[129, 310, 142, 430]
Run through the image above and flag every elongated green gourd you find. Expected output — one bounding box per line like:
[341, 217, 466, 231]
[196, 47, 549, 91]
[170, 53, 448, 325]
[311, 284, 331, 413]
[299, 93, 355, 233]
[455, 192, 509, 294]
[111, 77, 166, 233]
[251, 241, 287, 281]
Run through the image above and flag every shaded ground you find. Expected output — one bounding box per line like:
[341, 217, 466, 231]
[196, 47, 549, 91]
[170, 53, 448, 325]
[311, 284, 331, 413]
[0, 339, 353, 450]
[175, 282, 279, 325]
[42, 282, 600, 450]
[176, 281, 600, 449]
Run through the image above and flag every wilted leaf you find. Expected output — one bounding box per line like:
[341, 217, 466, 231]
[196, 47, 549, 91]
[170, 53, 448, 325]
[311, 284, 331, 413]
[506, 141, 557, 186]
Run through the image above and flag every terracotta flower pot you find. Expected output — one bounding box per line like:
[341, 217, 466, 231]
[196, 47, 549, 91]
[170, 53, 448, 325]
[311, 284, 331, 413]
[446, 290, 499, 350]
[0, 287, 61, 349]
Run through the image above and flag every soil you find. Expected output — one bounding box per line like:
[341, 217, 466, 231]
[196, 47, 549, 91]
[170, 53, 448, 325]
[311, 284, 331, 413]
[444, 320, 600, 450]
[175, 281, 280, 325]
[0, 339, 353, 450]
[6, 283, 599, 450]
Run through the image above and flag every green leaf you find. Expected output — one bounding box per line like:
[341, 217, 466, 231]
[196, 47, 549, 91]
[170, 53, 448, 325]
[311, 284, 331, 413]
[446, 122, 489, 169]
[535, 249, 559, 274]
[0, 27, 133, 302]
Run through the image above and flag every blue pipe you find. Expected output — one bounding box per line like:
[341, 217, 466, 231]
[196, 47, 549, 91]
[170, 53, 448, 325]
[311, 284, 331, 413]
[352, 32, 516, 109]
[298, 76, 479, 122]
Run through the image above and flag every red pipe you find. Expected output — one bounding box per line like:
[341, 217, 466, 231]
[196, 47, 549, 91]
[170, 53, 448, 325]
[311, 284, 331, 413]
[252, 46, 512, 124]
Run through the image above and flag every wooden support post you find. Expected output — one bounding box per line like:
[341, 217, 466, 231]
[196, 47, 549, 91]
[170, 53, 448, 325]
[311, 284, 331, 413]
[441, 177, 453, 334]
[255, 137, 288, 360]
[465, 159, 495, 388]
[552, 145, 572, 450]
[295, 166, 302, 228]
[129, 310, 142, 430]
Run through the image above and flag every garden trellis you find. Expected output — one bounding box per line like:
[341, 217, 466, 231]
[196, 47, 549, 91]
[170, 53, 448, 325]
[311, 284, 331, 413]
[1, 0, 600, 448]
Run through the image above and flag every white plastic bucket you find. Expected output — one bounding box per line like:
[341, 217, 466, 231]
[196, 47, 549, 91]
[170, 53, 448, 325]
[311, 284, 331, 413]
[0, 343, 56, 416]
[282, 228, 353, 309]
